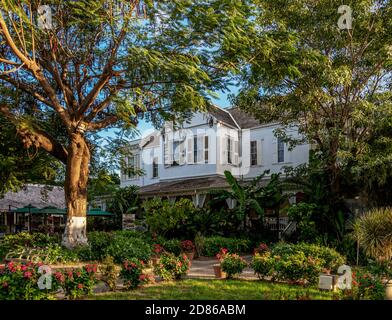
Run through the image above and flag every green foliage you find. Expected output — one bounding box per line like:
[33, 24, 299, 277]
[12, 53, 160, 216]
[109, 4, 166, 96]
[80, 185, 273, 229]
[100, 256, 119, 291]
[108, 186, 140, 228]
[201, 236, 251, 257]
[340, 270, 385, 300]
[155, 238, 182, 256]
[252, 243, 346, 284]
[143, 198, 194, 237]
[220, 253, 248, 279]
[153, 253, 191, 281]
[287, 203, 318, 241]
[354, 207, 392, 261]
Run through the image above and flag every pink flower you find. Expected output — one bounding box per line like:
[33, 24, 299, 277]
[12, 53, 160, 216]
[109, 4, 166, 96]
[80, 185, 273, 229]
[21, 265, 27, 271]
[2, 282, 8, 288]
[24, 271, 32, 279]
[77, 283, 83, 289]
[139, 274, 146, 281]
[76, 271, 82, 277]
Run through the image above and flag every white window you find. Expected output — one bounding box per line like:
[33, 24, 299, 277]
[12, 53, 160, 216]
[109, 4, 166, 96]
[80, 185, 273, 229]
[250, 141, 257, 166]
[278, 137, 285, 163]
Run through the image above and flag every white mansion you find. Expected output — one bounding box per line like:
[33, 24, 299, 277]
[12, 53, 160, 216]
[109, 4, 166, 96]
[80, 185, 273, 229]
[120, 105, 310, 208]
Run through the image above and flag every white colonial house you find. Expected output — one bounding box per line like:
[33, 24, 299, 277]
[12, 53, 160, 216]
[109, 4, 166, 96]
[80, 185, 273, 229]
[120, 105, 310, 211]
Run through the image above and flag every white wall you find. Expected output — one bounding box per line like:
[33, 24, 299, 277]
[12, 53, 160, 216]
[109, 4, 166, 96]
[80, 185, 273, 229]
[120, 113, 310, 188]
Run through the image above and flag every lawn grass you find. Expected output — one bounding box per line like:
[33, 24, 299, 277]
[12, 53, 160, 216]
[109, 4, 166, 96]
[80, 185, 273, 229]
[89, 279, 335, 300]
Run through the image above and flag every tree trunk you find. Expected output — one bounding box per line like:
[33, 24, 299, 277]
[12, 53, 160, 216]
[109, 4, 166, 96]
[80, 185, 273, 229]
[62, 133, 90, 248]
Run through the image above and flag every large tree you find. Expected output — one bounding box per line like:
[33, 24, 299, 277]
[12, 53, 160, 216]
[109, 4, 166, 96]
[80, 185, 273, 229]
[234, 0, 392, 202]
[0, 0, 251, 247]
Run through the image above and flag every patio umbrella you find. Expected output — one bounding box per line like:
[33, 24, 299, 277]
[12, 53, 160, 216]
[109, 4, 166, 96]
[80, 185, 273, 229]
[38, 206, 66, 215]
[11, 204, 40, 214]
[87, 208, 113, 216]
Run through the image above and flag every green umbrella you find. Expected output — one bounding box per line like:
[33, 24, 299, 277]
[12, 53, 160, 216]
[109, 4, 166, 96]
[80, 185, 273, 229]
[87, 208, 113, 216]
[12, 204, 40, 214]
[38, 206, 66, 215]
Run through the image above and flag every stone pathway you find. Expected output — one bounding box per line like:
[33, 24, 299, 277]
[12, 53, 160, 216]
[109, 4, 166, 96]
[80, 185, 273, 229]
[185, 256, 258, 280]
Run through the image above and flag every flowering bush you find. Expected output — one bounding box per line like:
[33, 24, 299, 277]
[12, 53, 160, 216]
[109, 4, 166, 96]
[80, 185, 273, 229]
[251, 243, 345, 285]
[340, 271, 385, 300]
[253, 243, 270, 255]
[219, 251, 248, 279]
[120, 258, 145, 290]
[181, 240, 195, 253]
[0, 261, 98, 300]
[216, 248, 229, 262]
[0, 261, 58, 300]
[138, 273, 156, 285]
[53, 264, 98, 300]
[153, 253, 190, 281]
[153, 244, 164, 256]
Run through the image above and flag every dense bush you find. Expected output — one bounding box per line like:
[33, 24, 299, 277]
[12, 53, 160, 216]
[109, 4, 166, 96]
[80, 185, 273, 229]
[201, 237, 251, 257]
[75, 231, 153, 263]
[120, 258, 145, 290]
[53, 264, 98, 299]
[0, 261, 58, 300]
[252, 243, 346, 284]
[153, 253, 191, 281]
[217, 249, 248, 279]
[0, 261, 98, 300]
[340, 270, 385, 300]
[143, 198, 194, 236]
[154, 238, 182, 255]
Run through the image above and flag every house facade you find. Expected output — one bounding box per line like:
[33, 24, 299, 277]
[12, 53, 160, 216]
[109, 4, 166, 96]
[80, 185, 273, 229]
[120, 105, 310, 209]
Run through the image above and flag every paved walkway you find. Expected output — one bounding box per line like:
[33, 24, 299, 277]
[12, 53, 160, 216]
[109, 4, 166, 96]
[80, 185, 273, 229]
[185, 256, 258, 280]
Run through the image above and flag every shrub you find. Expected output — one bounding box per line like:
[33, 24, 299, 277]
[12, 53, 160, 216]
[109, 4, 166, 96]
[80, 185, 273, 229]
[201, 237, 251, 257]
[251, 243, 346, 285]
[253, 243, 270, 255]
[156, 238, 182, 256]
[120, 258, 145, 290]
[340, 270, 385, 300]
[143, 198, 194, 236]
[153, 253, 190, 281]
[181, 240, 195, 253]
[106, 235, 153, 264]
[0, 261, 58, 300]
[354, 207, 392, 261]
[77, 231, 153, 263]
[100, 256, 119, 291]
[54, 264, 98, 300]
[217, 249, 247, 279]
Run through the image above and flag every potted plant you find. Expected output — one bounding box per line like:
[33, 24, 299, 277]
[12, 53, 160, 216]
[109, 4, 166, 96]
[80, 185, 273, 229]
[213, 248, 229, 279]
[151, 244, 163, 266]
[220, 253, 248, 279]
[181, 240, 195, 261]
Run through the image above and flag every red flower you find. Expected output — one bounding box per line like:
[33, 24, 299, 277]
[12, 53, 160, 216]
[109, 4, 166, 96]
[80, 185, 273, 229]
[139, 274, 146, 281]
[21, 265, 27, 271]
[2, 282, 8, 288]
[24, 271, 32, 279]
[77, 283, 84, 289]
[76, 271, 82, 277]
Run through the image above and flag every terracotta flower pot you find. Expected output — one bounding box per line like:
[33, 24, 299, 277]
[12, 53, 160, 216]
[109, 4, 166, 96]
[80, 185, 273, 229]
[213, 264, 224, 278]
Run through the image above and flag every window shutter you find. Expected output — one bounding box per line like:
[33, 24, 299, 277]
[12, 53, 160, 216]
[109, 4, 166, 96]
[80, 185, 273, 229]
[234, 140, 239, 166]
[197, 136, 203, 163]
[187, 137, 193, 164]
[257, 140, 262, 166]
[164, 139, 172, 167]
[179, 141, 185, 165]
[221, 136, 227, 165]
[272, 138, 278, 163]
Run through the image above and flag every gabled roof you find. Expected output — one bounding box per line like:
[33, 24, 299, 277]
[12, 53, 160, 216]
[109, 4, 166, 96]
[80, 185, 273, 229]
[207, 105, 263, 129]
[227, 107, 263, 129]
[207, 105, 239, 128]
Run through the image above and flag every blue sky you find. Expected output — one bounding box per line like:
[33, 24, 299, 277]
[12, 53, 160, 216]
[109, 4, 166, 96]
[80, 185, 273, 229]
[99, 85, 239, 140]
